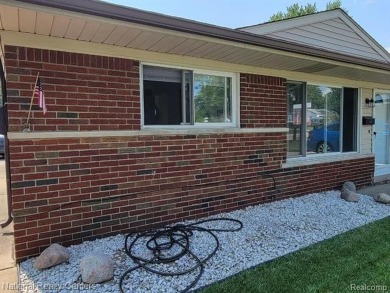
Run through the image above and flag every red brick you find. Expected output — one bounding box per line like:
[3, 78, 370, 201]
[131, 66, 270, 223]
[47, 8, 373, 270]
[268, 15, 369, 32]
[7, 46, 374, 263]
[7, 46, 140, 132]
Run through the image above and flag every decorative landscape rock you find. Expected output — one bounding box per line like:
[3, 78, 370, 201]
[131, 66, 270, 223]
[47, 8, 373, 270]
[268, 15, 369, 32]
[341, 189, 360, 202]
[340, 181, 359, 202]
[341, 181, 356, 193]
[34, 243, 70, 269]
[373, 193, 390, 204]
[80, 253, 114, 284]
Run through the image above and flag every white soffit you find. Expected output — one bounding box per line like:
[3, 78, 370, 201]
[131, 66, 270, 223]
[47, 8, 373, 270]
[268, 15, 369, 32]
[0, 1, 389, 85]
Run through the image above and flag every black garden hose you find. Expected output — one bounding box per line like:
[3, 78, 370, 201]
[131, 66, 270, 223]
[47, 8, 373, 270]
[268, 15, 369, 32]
[119, 218, 243, 293]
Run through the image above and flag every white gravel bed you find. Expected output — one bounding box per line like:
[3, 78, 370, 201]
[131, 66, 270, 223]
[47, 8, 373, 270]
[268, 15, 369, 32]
[19, 190, 390, 293]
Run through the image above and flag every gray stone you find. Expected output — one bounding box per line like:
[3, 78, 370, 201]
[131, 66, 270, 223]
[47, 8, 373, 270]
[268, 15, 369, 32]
[80, 253, 114, 284]
[340, 181, 359, 202]
[373, 193, 390, 204]
[34, 243, 70, 269]
[341, 181, 356, 193]
[341, 189, 360, 202]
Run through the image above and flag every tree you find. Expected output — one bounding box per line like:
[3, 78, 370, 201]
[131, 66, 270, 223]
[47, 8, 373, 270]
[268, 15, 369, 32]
[269, 1, 346, 22]
[307, 85, 341, 129]
[326, 0, 343, 10]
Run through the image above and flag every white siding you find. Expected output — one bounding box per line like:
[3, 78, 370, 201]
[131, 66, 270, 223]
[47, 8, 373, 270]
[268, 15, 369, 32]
[360, 88, 374, 154]
[241, 14, 389, 63]
[264, 19, 387, 63]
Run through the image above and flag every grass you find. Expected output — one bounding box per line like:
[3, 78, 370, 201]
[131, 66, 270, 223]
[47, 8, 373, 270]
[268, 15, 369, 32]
[201, 217, 390, 293]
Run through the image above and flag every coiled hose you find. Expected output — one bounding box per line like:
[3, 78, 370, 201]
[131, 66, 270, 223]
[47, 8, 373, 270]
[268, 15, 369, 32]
[119, 218, 243, 293]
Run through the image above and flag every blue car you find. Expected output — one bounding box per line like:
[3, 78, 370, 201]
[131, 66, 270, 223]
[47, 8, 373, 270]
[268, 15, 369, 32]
[307, 122, 340, 153]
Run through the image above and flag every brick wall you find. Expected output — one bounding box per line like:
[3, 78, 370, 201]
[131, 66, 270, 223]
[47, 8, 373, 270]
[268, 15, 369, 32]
[10, 132, 286, 260]
[4, 46, 374, 261]
[276, 158, 374, 197]
[240, 74, 287, 128]
[9, 134, 373, 261]
[5, 46, 140, 132]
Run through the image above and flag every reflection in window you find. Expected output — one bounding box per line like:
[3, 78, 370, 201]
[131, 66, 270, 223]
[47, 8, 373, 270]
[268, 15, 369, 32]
[306, 85, 341, 154]
[194, 74, 232, 124]
[287, 82, 304, 157]
[375, 93, 390, 104]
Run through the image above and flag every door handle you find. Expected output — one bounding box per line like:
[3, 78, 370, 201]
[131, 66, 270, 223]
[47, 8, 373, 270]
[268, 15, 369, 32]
[373, 131, 377, 138]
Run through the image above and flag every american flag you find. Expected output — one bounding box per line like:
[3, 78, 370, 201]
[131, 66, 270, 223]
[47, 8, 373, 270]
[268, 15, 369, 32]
[34, 77, 47, 114]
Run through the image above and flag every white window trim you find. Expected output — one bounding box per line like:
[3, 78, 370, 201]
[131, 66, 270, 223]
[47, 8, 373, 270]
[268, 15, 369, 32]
[140, 62, 239, 129]
[357, 87, 362, 154]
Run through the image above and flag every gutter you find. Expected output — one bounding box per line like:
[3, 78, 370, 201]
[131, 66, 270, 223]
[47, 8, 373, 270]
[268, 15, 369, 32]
[13, 0, 390, 72]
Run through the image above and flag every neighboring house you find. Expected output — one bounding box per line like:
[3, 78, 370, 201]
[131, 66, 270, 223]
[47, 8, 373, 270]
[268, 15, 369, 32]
[0, 0, 389, 261]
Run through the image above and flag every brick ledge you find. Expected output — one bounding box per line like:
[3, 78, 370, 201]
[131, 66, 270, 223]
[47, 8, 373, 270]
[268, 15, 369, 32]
[8, 127, 289, 140]
[283, 153, 374, 168]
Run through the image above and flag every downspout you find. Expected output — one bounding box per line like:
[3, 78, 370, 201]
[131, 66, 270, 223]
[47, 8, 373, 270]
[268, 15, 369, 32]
[1, 119, 13, 228]
[0, 64, 13, 228]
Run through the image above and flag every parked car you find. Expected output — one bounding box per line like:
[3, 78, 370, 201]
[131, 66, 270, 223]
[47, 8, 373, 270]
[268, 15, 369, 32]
[0, 135, 4, 158]
[307, 122, 340, 153]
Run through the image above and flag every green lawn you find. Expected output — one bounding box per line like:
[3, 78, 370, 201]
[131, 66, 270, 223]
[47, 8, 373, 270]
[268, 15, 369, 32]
[201, 217, 390, 293]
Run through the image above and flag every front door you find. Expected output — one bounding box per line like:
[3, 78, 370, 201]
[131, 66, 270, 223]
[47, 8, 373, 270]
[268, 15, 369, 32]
[374, 93, 390, 165]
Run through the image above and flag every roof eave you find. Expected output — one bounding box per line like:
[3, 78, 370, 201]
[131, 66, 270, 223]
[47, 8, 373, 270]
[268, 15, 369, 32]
[10, 0, 390, 72]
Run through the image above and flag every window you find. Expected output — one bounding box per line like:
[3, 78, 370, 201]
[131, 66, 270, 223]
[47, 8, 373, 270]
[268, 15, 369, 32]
[142, 65, 236, 126]
[287, 82, 358, 158]
[287, 82, 305, 157]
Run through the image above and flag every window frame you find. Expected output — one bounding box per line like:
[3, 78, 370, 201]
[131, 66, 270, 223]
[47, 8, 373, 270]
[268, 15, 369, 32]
[287, 81, 307, 157]
[140, 63, 239, 129]
[287, 81, 358, 158]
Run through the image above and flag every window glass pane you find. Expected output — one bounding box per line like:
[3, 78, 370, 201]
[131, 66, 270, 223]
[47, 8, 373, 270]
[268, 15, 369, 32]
[184, 72, 191, 124]
[143, 66, 183, 125]
[287, 83, 304, 157]
[194, 74, 232, 123]
[375, 93, 390, 104]
[343, 88, 357, 152]
[307, 85, 341, 154]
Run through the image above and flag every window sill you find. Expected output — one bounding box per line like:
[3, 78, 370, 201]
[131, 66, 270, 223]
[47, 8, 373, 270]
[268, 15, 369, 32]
[8, 127, 289, 140]
[140, 126, 288, 135]
[283, 153, 374, 168]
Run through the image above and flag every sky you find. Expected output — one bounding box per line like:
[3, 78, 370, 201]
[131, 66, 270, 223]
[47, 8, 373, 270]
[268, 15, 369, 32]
[104, 0, 390, 52]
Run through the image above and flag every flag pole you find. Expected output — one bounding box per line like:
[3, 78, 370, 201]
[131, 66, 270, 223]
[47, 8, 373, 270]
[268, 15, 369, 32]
[25, 72, 40, 129]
